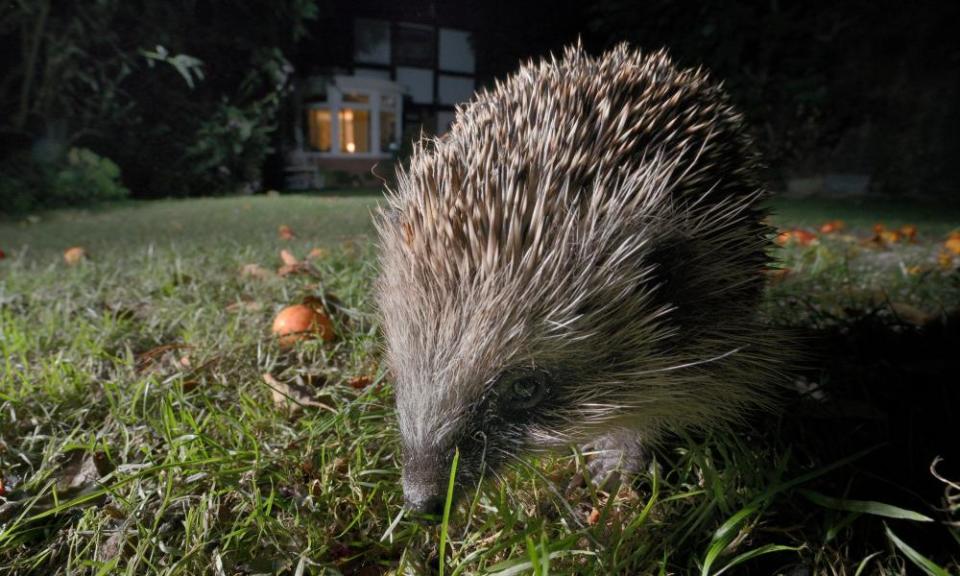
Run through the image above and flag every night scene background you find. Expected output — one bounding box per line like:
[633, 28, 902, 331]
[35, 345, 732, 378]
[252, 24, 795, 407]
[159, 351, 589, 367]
[1, 1, 958, 574]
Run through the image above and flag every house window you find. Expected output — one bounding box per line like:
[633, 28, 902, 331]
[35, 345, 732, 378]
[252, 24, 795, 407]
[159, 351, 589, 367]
[437, 75, 474, 106]
[438, 29, 475, 73]
[339, 108, 370, 153]
[395, 23, 435, 67]
[396, 66, 434, 104]
[301, 77, 402, 157]
[307, 108, 332, 152]
[380, 94, 399, 151]
[354, 19, 391, 64]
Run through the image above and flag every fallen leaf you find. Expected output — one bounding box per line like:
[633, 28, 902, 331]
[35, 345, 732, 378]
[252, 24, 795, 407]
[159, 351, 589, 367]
[819, 220, 845, 234]
[98, 531, 135, 563]
[56, 450, 112, 495]
[240, 263, 276, 280]
[945, 232, 960, 255]
[278, 263, 311, 277]
[348, 375, 373, 389]
[0, 476, 5, 497]
[280, 249, 299, 266]
[278, 224, 295, 240]
[587, 507, 601, 526]
[905, 265, 925, 276]
[135, 343, 193, 374]
[0, 248, 6, 260]
[765, 267, 791, 283]
[277, 260, 320, 278]
[938, 250, 955, 269]
[307, 247, 328, 260]
[900, 224, 917, 242]
[864, 224, 902, 248]
[263, 373, 336, 416]
[889, 302, 934, 327]
[777, 229, 816, 246]
[226, 298, 263, 312]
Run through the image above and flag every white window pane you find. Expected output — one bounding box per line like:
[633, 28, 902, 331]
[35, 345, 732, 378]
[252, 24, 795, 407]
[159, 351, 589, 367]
[437, 75, 474, 106]
[396, 67, 434, 104]
[438, 28, 474, 73]
[436, 111, 456, 134]
[354, 19, 390, 64]
[354, 68, 391, 80]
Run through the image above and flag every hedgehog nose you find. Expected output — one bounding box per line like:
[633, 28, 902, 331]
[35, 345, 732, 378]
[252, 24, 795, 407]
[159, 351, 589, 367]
[405, 490, 446, 520]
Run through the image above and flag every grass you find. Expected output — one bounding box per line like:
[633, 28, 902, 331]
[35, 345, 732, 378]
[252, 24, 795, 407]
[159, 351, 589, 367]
[1, 192, 958, 575]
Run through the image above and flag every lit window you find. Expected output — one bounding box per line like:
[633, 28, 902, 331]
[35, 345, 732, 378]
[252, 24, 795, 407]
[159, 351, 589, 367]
[307, 108, 332, 152]
[339, 108, 370, 153]
[343, 92, 370, 104]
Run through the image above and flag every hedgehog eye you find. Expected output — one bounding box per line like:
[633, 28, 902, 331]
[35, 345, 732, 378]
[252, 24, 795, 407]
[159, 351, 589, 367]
[502, 373, 548, 409]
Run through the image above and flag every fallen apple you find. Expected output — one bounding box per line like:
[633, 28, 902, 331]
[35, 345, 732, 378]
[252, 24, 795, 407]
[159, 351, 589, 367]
[272, 303, 335, 347]
[63, 246, 87, 265]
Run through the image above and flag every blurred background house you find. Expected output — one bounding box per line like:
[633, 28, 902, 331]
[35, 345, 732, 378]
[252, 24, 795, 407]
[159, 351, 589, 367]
[3, 0, 958, 206]
[282, 2, 482, 189]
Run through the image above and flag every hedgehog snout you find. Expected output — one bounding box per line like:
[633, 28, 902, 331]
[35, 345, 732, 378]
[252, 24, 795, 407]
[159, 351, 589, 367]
[401, 454, 450, 521]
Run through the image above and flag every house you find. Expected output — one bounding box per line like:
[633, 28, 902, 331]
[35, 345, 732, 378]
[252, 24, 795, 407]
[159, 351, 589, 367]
[284, 3, 479, 189]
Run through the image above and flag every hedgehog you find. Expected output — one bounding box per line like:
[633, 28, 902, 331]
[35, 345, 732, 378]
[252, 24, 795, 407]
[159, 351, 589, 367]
[375, 43, 783, 518]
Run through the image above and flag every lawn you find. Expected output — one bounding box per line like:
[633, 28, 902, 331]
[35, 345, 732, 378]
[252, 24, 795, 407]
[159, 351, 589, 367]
[1, 193, 958, 575]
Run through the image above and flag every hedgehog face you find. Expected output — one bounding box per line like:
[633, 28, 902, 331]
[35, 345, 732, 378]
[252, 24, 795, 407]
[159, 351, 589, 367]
[391, 335, 566, 518]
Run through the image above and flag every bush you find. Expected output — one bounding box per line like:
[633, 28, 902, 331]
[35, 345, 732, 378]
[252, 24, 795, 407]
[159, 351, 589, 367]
[0, 148, 129, 214]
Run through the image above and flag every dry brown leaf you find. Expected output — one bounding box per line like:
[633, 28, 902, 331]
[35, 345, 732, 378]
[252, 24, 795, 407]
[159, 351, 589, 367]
[775, 229, 816, 246]
[226, 298, 263, 313]
[945, 232, 960, 255]
[280, 249, 299, 266]
[819, 220, 845, 234]
[348, 375, 373, 389]
[240, 263, 276, 280]
[135, 343, 193, 374]
[587, 507, 601, 526]
[278, 224, 296, 240]
[56, 450, 112, 495]
[263, 373, 336, 415]
[889, 302, 934, 327]
[307, 247, 328, 260]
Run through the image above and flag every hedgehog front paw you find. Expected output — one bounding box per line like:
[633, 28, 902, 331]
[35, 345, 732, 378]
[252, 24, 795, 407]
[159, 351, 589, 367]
[582, 429, 647, 491]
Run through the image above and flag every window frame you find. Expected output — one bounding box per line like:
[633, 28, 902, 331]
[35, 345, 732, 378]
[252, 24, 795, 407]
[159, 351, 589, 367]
[301, 76, 403, 159]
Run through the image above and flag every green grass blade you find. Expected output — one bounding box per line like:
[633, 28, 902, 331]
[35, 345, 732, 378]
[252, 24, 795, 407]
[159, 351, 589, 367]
[802, 490, 934, 522]
[711, 544, 802, 576]
[853, 551, 882, 576]
[439, 446, 460, 576]
[700, 505, 759, 576]
[884, 524, 952, 576]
